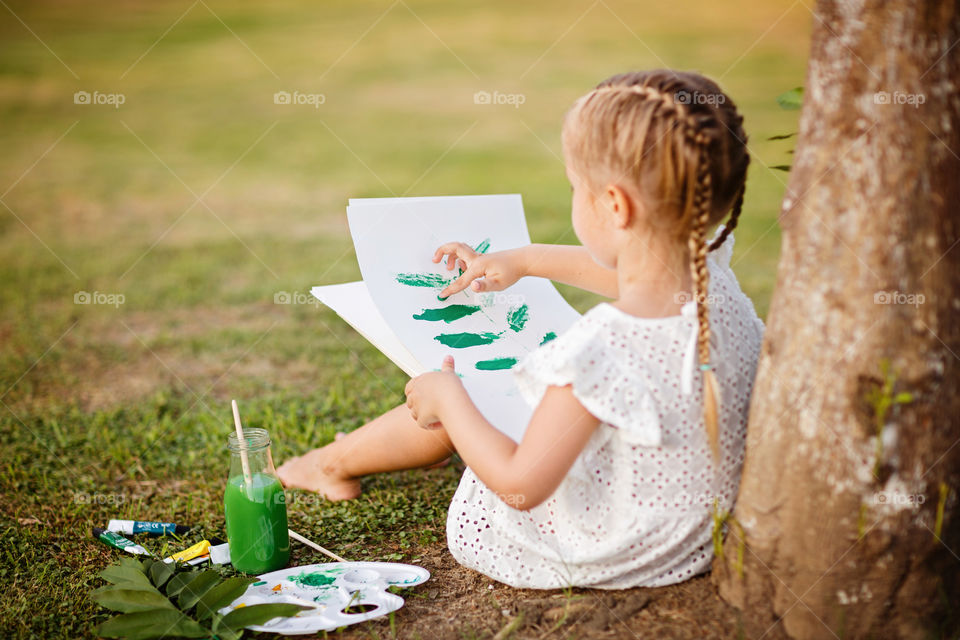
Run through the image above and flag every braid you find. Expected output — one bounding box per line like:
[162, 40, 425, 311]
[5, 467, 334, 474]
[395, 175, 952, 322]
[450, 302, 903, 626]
[686, 127, 721, 460]
[591, 83, 688, 119]
[708, 180, 746, 252]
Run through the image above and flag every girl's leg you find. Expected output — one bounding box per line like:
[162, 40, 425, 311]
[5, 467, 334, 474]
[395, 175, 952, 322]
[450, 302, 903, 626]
[276, 403, 455, 500]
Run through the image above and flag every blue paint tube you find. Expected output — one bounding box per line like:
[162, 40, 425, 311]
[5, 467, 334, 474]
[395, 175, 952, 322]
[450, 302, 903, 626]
[92, 527, 152, 556]
[107, 519, 191, 536]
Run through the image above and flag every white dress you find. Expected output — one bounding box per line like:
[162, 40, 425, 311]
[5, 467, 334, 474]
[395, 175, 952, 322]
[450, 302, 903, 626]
[446, 232, 765, 589]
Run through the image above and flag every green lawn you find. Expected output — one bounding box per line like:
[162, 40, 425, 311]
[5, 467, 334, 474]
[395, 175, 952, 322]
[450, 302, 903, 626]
[0, 0, 808, 637]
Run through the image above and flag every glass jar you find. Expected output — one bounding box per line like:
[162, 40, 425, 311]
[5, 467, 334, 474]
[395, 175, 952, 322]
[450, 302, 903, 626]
[224, 428, 290, 573]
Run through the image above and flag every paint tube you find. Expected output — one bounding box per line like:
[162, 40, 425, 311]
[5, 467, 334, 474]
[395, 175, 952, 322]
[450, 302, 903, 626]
[107, 519, 191, 536]
[92, 527, 152, 556]
[163, 537, 227, 565]
[164, 540, 209, 564]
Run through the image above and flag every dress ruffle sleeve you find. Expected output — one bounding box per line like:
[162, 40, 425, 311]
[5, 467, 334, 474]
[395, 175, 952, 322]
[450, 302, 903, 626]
[512, 308, 664, 447]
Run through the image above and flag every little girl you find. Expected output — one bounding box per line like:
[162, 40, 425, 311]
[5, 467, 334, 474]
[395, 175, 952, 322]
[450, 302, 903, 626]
[279, 69, 764, 589]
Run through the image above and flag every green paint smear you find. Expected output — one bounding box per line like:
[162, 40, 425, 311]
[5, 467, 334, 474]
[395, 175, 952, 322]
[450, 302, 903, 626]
[434, 332, 501, 348]
[396, 272, 453, 288]
[475, 357, 518, 370]
[252, 581, 267, 587]
[287, 569, 344, 588]
[432, 368, 465, 377]
[507, 304, 529, 332]
[540, 331, 557, 345]
[458, 238, 492, 277]
[413, 304, 480, 323]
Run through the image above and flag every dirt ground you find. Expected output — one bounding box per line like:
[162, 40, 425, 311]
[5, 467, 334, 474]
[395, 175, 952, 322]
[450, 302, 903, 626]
[327, 542, 746, 640]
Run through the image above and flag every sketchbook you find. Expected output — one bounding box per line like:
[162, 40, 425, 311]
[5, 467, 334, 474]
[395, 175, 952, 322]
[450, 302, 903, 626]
[311, 194, 582, 443]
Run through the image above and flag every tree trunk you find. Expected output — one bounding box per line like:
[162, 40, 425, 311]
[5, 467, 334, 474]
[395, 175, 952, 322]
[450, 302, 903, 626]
[713, 1, 960, 639]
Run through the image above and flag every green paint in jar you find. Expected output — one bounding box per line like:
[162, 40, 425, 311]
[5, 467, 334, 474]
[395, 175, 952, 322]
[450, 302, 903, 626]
[224, 428, 290, 574]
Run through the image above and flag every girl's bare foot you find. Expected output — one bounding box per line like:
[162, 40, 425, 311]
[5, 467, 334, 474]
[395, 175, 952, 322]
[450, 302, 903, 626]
[277, 446, 362, 501]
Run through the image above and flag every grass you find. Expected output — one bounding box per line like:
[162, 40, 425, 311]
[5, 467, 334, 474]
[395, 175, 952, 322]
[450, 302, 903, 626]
[0, 0, 809, 637]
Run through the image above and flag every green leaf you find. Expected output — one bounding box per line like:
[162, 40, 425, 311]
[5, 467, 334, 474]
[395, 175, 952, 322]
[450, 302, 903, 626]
[894, 392, 914, 404]
[210, 621, 241, 640]
[195, 576, 255, 621]
[91, 587, 175, 613]
[776, 86, 803, 110]
[100, 561, 155, 592]
[148, 559, 176, 589]
[177, 570, 221, 610]
[164, 571, 194, 598]
[215, 602, 309, 632]
[98, 609, 209, 640]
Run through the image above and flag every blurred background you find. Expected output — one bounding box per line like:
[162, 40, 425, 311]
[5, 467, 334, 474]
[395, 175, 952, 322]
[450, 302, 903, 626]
[0, 1, 809, 635]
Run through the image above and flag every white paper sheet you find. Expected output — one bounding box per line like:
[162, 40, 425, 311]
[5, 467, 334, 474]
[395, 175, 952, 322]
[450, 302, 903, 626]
[313, 195, 582, 442]
[310, 282, 423, 378]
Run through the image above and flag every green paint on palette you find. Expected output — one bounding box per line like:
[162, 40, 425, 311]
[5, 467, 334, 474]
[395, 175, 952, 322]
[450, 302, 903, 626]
[473, 237, 491, 254]
[475, 357, 518, 370]
[540, 331, 557, 345]
[396, 273, 452, 288]
[434, 331, 501, 348]
[413, 304, 481, 323]
[253, 581, 267, 587]
[287, 569, 344, 588]
[507, 304, 529, 332]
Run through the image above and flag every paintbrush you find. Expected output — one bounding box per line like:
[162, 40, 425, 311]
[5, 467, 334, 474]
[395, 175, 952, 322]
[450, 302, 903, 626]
[288, 529, 349, 563]
[231, 399, 253, 489]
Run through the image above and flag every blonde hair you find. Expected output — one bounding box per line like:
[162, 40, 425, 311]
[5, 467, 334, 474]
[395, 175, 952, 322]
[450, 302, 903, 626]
[562, 70, 750, 458]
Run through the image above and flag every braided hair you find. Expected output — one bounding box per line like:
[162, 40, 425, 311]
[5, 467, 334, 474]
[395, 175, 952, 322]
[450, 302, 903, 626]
[562, 71, 750, 459]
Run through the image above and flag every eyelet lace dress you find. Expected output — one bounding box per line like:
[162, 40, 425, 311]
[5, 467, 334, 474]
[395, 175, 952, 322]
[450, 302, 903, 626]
[446, 232, 765, 589]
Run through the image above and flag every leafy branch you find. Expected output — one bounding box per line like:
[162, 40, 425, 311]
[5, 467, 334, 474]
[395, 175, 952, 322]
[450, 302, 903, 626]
[91, 557, 307, 640]
[770, 86, 803, 172]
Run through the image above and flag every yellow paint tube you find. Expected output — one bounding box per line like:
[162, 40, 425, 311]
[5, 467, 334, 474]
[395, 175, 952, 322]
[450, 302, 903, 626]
[164, 539, 211, 564]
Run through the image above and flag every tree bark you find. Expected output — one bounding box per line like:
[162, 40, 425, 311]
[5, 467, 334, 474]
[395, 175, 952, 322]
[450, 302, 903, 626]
[713, 1, 960, 639]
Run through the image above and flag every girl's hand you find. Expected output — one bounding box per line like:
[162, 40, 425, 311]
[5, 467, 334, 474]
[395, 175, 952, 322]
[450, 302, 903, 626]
[433, 243, 529, 298]
[404, 355, 465, 429]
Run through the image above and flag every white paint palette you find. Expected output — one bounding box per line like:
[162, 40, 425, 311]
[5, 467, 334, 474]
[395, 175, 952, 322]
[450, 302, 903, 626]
[219, 562, 430, 635]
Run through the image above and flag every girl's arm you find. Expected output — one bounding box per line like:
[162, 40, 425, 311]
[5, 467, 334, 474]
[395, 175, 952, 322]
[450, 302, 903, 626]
[435, 242, 618, 299]
[405, 357, 600, 510]
[524, 243, 618, 298]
